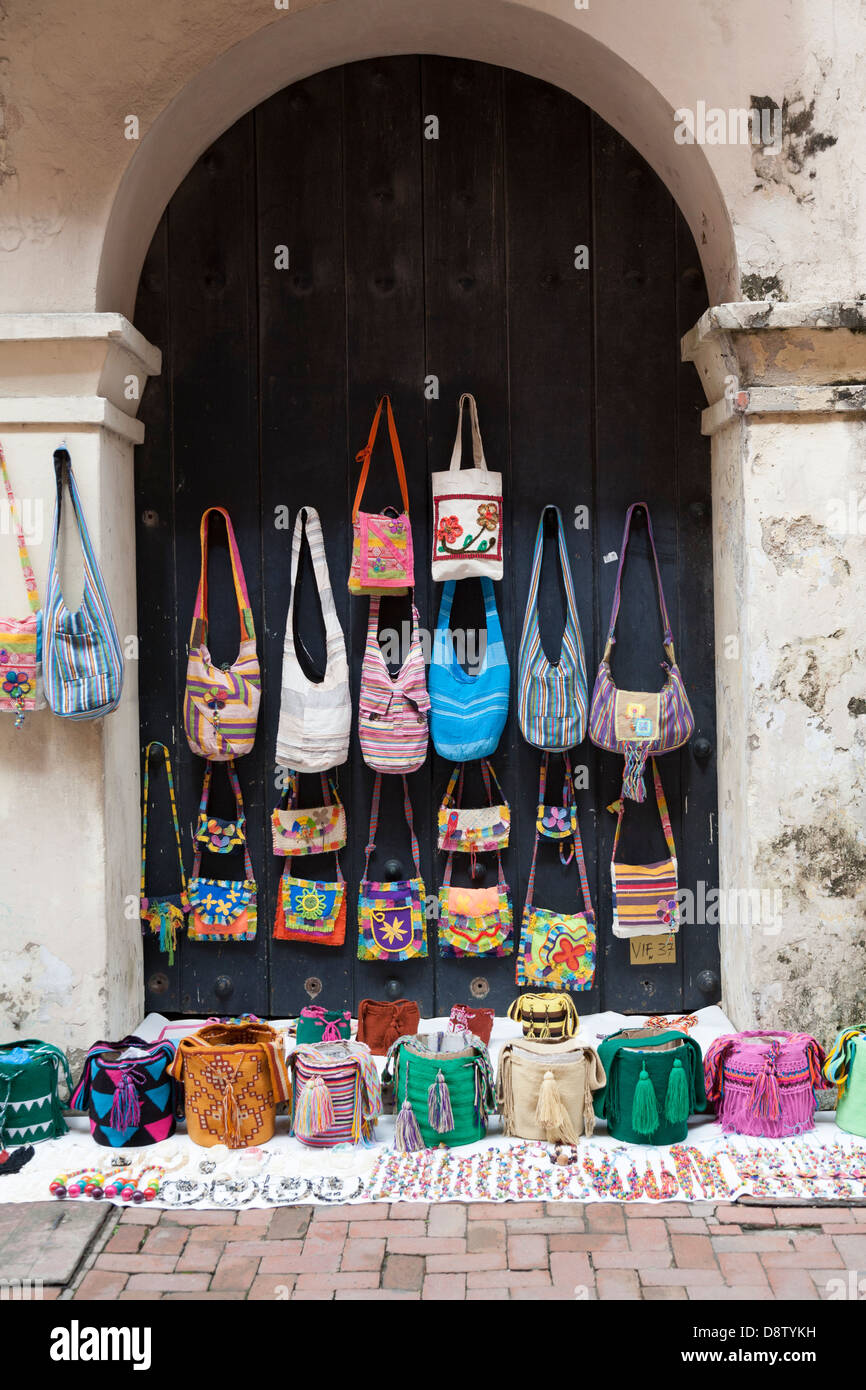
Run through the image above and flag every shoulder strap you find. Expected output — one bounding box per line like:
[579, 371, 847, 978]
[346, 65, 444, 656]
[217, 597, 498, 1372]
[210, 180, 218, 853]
[364, 772, 420, 879]
[518, 505, 578, 651]
[611, 757, 676, 862]
[0, 443, 40, 613]
[603, 502, 675, 665]
[50, 451, 121, 649]
[284, 505, 343, 666]
[191, 760, 254, 882]
[352, 395, 410, 521]
[441, 764, 462, 809]
[480, 575, 503, 642]
[480, 759, 504, 806]
[190, 506, 255, 651]
[448, 392, 487, 472]
[527, 754, 592, 915]
[141, 741, 188, 904]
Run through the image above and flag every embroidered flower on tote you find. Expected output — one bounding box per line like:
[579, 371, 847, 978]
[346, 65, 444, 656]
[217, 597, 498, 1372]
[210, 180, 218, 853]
[550, 935, 589, 975]
[542, 805, 570, 834]
[298, 885, 327, 919]
[476, 502, 499, 532]
[656, 897, 678, 926]
[380, 915, 409, 945]
[206, 690, 227, 712]
[436, 515, 463, 546]
[2, 670, 32, 699]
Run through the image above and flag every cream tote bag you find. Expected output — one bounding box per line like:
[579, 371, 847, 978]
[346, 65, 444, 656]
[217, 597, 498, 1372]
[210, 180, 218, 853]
[276, 507, 351, 772]
[431, 392, 503, 581]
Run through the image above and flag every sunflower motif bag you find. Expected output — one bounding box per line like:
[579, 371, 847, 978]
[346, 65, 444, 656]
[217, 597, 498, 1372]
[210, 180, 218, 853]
[0, 442, 44, 726]
[517, 754, 596, 992]
[272, 771, 347, 857]
[187, 761, 257, 942]
[431, 393, 503, 581]
[140, 741, 189, 964]
[274, 857, 347, 946]
[357, 773, 427, 962]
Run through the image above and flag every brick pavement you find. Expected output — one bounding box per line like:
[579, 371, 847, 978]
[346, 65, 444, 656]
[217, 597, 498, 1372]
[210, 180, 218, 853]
[37, 1201, 866, 1300]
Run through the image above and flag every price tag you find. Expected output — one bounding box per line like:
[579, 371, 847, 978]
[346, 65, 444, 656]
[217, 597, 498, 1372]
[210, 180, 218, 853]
[629, 934, 676, 966]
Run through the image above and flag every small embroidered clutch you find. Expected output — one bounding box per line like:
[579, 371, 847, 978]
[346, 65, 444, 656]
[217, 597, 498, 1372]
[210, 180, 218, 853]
[272, 772, 347, 857]
[274, 873, 346, 946]
[437, 760, 510, 853]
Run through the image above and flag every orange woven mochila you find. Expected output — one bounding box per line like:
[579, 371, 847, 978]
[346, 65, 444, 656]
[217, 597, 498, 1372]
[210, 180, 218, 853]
[168, 1022, 291, 1148]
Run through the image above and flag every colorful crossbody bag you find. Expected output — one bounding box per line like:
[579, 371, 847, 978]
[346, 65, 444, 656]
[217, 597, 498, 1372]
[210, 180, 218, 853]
[0, 1040, 73, 1146]
[272, 771, 347, 856]
[357, 773, 428, 962]
[183, 506, 261, 761]
[609, 758, 679, 938]
[0, 442, 44, 726]
[187, 761, 257, 942]
[384, 1031, 496, 1151]
[437, 760, 510, 859]
[517, 755, 596, 992]
[349, 395, 414, 594]
[589, 503, 694, 801]
[295, 1007, 352, 1045]
[516, 504, 588, 751]
[140, 741, 190, 964]
[70, 1037, 177, 1147]
[431, 392, 503, 581]
[429, 576, 510, 761]
[824, 1025, 866, 1137]
[273, 853, 346, 946]
[704, 1031, 828, 1138]
[437, 843, 513, 959]
[168, 1022, 291, 1149]
[594, 1027, 706, 1145]
[507, 993, 581, 1041]
[291, 1041, 381, 1147]
[358, 597, 430, 774]
[43, 449, 124, 720]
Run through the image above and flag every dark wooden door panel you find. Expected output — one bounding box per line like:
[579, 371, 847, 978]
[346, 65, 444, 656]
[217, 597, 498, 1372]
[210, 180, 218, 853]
[134, 56, 718, 1020]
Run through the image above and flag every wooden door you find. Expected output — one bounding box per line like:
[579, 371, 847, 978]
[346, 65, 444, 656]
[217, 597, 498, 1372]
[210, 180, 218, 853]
[133, 57, 719, 1021]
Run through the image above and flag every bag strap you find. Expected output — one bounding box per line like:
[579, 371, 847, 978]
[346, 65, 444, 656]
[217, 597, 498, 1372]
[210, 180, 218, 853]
[525, 754, 592, 915]
[603, 502, 675, 665]
[352, 395, 410, 521]
[364, 772, 421, 879]
[611, 757, 676, 863]
[480, 759, 504, 806]
[519, 505, 579, 658]
[190, 506, 255, 651]
[0, 443, 40, 613]
[279, 770, 339, 813]
[141, 741, 188, 905]
[284, 505, 343, 671]
[448, 392, 487, 472]
[441, 764, 463, 809]
[49, 450, 119, 633]
[191, 759, 254, 882]
[824, 1025, 866, 1089]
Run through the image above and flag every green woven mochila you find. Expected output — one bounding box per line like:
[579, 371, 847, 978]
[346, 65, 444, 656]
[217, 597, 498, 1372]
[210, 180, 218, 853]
[0, 1040, 73, 1146]
[824, 1025, 866, 1138]
[384, 1032, 495, 1150]
[593, 1027, 706, 1145]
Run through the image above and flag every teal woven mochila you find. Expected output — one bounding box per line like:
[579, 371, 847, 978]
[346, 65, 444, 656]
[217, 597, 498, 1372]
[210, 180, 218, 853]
[0, 1040, 73, 1146]
[824, 1024, 866, 1138]
[593, 1027, 706, 1145]
[384, 1031, 496, 1150]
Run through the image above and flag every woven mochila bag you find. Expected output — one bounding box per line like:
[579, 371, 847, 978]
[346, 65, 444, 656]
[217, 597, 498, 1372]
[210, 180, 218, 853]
[704, 1031, 828, 1138]
[168, 1023, 291, 1149]
[383, 1031, 496, 1151]
[824, 1025, 866, 1138]
[70, 1037, 177, 1147]
[507, 993, 580, 1042]
[290, 1041, 381, 1148]
[497, 1037, 606, 1143]
[594, 1027, 706, 1145]
[183, 507, 261, 760]
[588, 503, 694, 801]
[0, 1040, 73, 1146]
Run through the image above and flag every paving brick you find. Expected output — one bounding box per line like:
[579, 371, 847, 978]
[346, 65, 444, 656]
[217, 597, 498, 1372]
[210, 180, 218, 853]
[336, 1289, 420, 1299]
[125, 1273, 211, 1292]
[119, 1208, 161, 1225]
[689, 1284, 771, 1301]
[248, 1274, 296, 1300]
[117, 1291, 163, 1300]
[94, 1254, 177, 1274]
[550, 1251, 593, 1290]
[592, 1250, 673, 1269]
[382, 1254, 425, 1290]
[290, 1289, 335, 1300]
[628, 1203, 692, 1219]
[832, 1233, 866, 1264]
[426, 1252, 507, 1272]
[104, 1227, 145, 1254]
[506, 1233, 548, 1270]
[626, 1219, 668, 1250]
[422, 1273, 466, 1299]
[596, 1269, 640, 1299]
[711, 1234, 793, 1253]
[672, 1234, 717, 1269]
[386, 1238, 465, 1255]
[666, 1219, 709, 1234]
[765, 1267, 819, 1299]
[161, 1210, 234, 1226]
[469, 1202, 544, 1219]
[235, 1209, 273, 1228]
[712, 1205, 775, 1226]
[546, 1202, 586, 1217]
[511, 1285, 579, 1300]
[718, 1251, 769, 1286]
[467, 1288, 510, 1300]
[269, 1208, 312, 1240]
[586, 1206, 626, 1232]
[142, 1227, 188, 1256]
[225, 1239, 299, 1258]
[428, 1204, 467, 1237]
[312, 1204, 379, 1222]
[347, 1220, 425, 1239]
[211, 1254, 261, 1290]
[640, 1269, 725, 1287]
[774, 1207, 851, 1225]
[341, 1238, 386, 1271]
[389, 1203, 429, 1219]
[300, 1221, 347, 1242]
[258, 1245, 340, 1274]
[73, 1270, 128, 1300]
[295, 1271, 379, 1290]
[176, 1243, 224, 1274]
[643, 1285, 688, 1299]
[167, 1292, 247, 1300]
[550, 1233, 628, 1253]
[499, 1218, 585, 1234]
[188, 1225, 239, 1244]
[467, 1268, 551, 1288]
[467, 1223, 506, 1252]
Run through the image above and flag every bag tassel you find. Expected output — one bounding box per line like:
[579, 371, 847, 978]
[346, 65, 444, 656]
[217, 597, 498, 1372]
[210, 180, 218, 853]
[394, 1098, 425, 1151]
[295, 1074, 335, 1137]
[750, 1048, 782, 1121]
[663, 1057, 690, 1125]
[631, 1065, 660, 1136]
[221, 1078, 243, 1148]
[428, 1069, 455, 1133]
[622, 742, 650, 803]
[109, 1070, 143, 1133]
[535, 1069, 578, 1145]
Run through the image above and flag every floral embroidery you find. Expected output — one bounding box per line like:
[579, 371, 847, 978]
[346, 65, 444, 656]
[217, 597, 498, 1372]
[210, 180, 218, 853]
[476, 501, 499, 532]
[2, 670, 32, 699]
[656, 897, 678, 927]
[436, 515, 463, 546]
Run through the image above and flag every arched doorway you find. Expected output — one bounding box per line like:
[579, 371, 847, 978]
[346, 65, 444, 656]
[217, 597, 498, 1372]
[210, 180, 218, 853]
[134, 56, 718, 1020]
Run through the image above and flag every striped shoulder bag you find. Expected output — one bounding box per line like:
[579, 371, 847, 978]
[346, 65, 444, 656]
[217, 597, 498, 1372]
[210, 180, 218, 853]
[609, 757, 679, 938]
[43, 449, 123, 719]
[0, 442, 44, 726]
[429, 576, 510, 762]
[517, 505, 587, 751]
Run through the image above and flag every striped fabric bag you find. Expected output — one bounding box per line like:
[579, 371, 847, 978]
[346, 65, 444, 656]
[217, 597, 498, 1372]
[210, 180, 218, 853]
[429, 577, 510, 761]
[609, 758, 679, 938]
[588, 503, 694, 801]
[358, 598, 430, 774]
[275, 507, 351, 773]
[0, 442, 45, 727]
[517, 505, 587, 751]
[291, 1041, 381, 1148]
[184, 507, 260, 761]
[43, 449, 123, 719]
